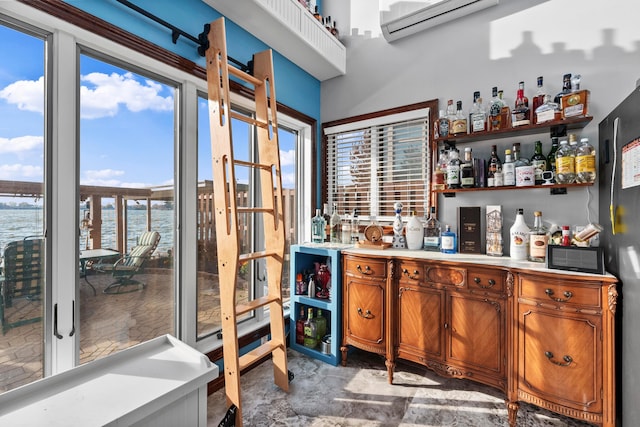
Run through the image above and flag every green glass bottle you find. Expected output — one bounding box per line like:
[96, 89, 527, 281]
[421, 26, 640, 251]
[530, 141, 547, 185]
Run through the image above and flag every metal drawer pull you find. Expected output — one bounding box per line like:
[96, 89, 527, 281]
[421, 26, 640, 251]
[403, 268, 420, 280]
[474, 277, 496, 288]
[357, 307, 373, 318]
[356, 264, 372, 275]
[545, 288, 573, 302]
[544, 351, 573, 367]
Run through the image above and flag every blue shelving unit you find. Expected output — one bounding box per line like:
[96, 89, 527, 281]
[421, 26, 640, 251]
[289, 243, 346, 366]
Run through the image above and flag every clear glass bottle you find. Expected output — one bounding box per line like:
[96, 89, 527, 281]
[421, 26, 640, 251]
[546, 137, 560, 182]
[532, 76, 546, 123]
[405, 211, 424, 250]
[451, 101, 468, 135]
[514, 142, 533, 187]
[460, 147, 475, 188]
[446, 148, 461, 189]
[322, 203, 331, 240]
[534, 94, 560, 124]
[433, 149, 447, 190]
[303, 307, 318, 349]
[512, 81, 530, 127]
[440, 224, 457, 254]
[530, 141, 548, 185]
[528, 211, 548, 262]
[556, 138, 576, 184]
[438, 109, 449, 138]
[423, 206, 441, 252]
[486, 144, 502, 187]
[489, 86, 504, 131]
[350, 209, 360, 243]
[502, 149, 515, 186]
[575, 137, 596, 183]
[330, 202, 341, 243]
[341, 210, 351, 244]
[510, 208, 530, 260]
[446, 99, 456, 131]
[312, 208, 326, 243]
[471, 96, 486, 133]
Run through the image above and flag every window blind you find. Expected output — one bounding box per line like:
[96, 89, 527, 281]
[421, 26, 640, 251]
[325, 110, 431, 221]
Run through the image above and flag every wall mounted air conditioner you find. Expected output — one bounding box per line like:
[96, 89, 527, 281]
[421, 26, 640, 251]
[380, 0, 499, 42]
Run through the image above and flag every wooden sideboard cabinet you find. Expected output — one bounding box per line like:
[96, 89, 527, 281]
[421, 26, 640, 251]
[339, 249, 618, 427]
[514, 271, 617, 427]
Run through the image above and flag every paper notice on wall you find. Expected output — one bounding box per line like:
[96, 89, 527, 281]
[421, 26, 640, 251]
[622, 138, 640, 189]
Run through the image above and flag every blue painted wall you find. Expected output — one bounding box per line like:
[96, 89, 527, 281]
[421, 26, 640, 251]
[64, 0, 320, 126]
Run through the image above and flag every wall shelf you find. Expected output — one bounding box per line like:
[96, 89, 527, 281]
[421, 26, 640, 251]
[434, 182, 593, 196]
[202, 0, 346, 81]
[435, 116, 593, 145]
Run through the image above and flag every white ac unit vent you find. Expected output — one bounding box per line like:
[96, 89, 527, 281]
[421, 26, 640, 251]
[380, 0, 499, 42]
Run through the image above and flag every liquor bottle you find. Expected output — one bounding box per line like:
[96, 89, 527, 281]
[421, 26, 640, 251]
[423, 206, 441, 252]
[451, 101, 468, 135]
[546, 137, 560, 182]
[446, 147, 461, 189]
[324, 16, 332, 32]
[312, 208, 326, 243]
[530, 141, 548, 185]
[295, 273, 307, 295]
[471, 96, 487, 133]
[313, 5, 322, 22]
[439, 148, 450, 183]
[341, 210, 351, 244]
[460, 147, 475, 188]
[554, 73, 572, 105]
[575, 137, 596, 183]
[512, 81, 530, 127]
[528, 211, 548, 262]
[468, 91, 479, 130]
[350, 209, 359, 243]
[514, 143, 533, 187]
[556, 137, 576, 184]
[498, 89, 511, 129]
[534, 94, 561, 124]
[438, 109, 449, 138]
[331, 21, 339, 38]
[488, 86, 503, 131]
[392, 202, 406, 249]
[509, 208, 530, 260]
[405, 211, 424, 250]
[433, 149, 447, 190]
[330, 203, 341, 243]
[562, 74, 590, 118]
[440, 225, 457, 254]
[502, 149, 515, 186]
[296, 306, 306, 345]
[532, 76, 546, 123]
[446, 99, 456, 131]
[315, 309, 327, 341]
[322, 203, 331, 241]
[303, 307, 318, 349]
[487, 145, 502, 187]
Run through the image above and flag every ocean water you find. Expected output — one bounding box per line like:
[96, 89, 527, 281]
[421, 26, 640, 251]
[0, 209, 174, 257]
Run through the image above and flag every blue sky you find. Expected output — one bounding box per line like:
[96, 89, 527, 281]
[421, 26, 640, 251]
[0, 24, 296, 204]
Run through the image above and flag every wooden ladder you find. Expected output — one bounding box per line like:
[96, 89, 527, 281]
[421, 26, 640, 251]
[203, 18, 289, 427]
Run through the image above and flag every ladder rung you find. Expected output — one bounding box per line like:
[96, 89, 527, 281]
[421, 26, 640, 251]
[239, 340, 282, 371]
[239, 250, 279, 262]
[228, 65, 263, 87]
[235, 295, 280, 316]
[233, 159, 273, 170]
[236, 207, 275, 214]
[230, 111, 269, 129]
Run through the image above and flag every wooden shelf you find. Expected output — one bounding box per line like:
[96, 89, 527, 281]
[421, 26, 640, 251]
[434, 182, 593, 196]
[435, 116, 593, 145]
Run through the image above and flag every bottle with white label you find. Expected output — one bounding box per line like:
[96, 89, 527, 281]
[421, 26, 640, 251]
[502, 149, 516, 186]
[528, 211, 548, 262]
[510, 208, 530, 260]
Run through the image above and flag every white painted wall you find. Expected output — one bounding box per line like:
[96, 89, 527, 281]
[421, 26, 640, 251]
[322, 0, 640, 423]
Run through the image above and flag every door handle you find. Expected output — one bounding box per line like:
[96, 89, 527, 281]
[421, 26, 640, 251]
[53, 304, 63, 339]
[69, 300, 76, 337]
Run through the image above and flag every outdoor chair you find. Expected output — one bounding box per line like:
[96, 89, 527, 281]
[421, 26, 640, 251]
[0, 236, 44, 335]
[96, 231, 160, 294]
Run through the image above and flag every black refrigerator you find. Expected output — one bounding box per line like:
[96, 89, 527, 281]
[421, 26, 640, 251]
[598, 85, 640, 425]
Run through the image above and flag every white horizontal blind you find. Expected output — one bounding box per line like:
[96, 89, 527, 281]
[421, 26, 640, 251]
[326, 111, 431, 221]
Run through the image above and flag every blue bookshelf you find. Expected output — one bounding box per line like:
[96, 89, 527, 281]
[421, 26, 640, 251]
[289, 243, 347, 366]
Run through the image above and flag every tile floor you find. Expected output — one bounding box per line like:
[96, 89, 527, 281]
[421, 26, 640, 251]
[207, 348, 597, 427]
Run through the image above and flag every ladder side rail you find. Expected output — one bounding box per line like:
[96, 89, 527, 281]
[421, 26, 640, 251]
[205, 18, 243, 417]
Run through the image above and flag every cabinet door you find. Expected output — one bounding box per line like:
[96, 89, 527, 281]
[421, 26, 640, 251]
[519, 307, 602, 414]
[397, 286, 445, 363]
[446, 292, 505, 377]
[343, 277, 385, 352]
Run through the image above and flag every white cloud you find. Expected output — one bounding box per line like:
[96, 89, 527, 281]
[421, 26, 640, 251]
[0, 72, 174, 119]
[81, 169, 125, 186]
[80, 72, 173, 119]
[281, 171, 295, 188]
[280, 149, 296, 166]
[0, 135, 43, 154]
[0, 76, 44, 114]
[0, 163, 43, 180]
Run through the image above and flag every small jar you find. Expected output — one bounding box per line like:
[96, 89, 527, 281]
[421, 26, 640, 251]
[561, 226, 571, 246]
